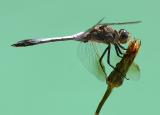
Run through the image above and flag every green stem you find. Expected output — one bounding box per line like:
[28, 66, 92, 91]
[95, 86, 113, 115]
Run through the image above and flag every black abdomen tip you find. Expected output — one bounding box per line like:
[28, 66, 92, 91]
[11, 39, 39, 47]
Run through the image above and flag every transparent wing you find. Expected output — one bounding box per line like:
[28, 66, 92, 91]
[127, 62, 140, 81]
[101, 21, 142, 26]
[86, 17, 105, 32]
[77, 42, 106, 81]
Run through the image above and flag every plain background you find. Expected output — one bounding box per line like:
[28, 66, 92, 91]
[0, 0, 159, 115]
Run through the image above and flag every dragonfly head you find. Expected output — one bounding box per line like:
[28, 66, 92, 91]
[118, 29, 130, 44]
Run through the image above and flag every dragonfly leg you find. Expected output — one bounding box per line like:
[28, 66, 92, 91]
[107, 44, 115, 69]
[114, 44, 123, 58]
[119, 74, 129, 80]
[117, 43, 127, 50]
[108, 44, 129, 80]
[125, 76, 130, 80]
[116, 44, 124, 54]
[99, 46, 109, 75]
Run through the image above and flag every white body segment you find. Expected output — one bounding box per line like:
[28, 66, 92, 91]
[39, 32, 85, 43]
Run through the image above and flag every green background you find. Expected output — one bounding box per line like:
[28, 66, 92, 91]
[0, 0, 159, 115]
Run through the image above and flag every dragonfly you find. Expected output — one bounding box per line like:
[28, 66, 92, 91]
[11, 18, 141, 81]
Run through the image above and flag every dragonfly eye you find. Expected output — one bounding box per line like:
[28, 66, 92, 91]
[119, 29, 129, 39]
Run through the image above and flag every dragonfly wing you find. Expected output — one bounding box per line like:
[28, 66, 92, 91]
[77, 42, 106, 81]
[85, 18, 105, 33]
[101, 21, 142, 26]
[126, 62, 140, 81]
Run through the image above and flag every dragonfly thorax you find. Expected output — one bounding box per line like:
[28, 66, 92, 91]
[87, 25, 129, 44]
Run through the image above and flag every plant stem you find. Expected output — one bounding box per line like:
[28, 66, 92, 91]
[95, 86, 113, 115]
